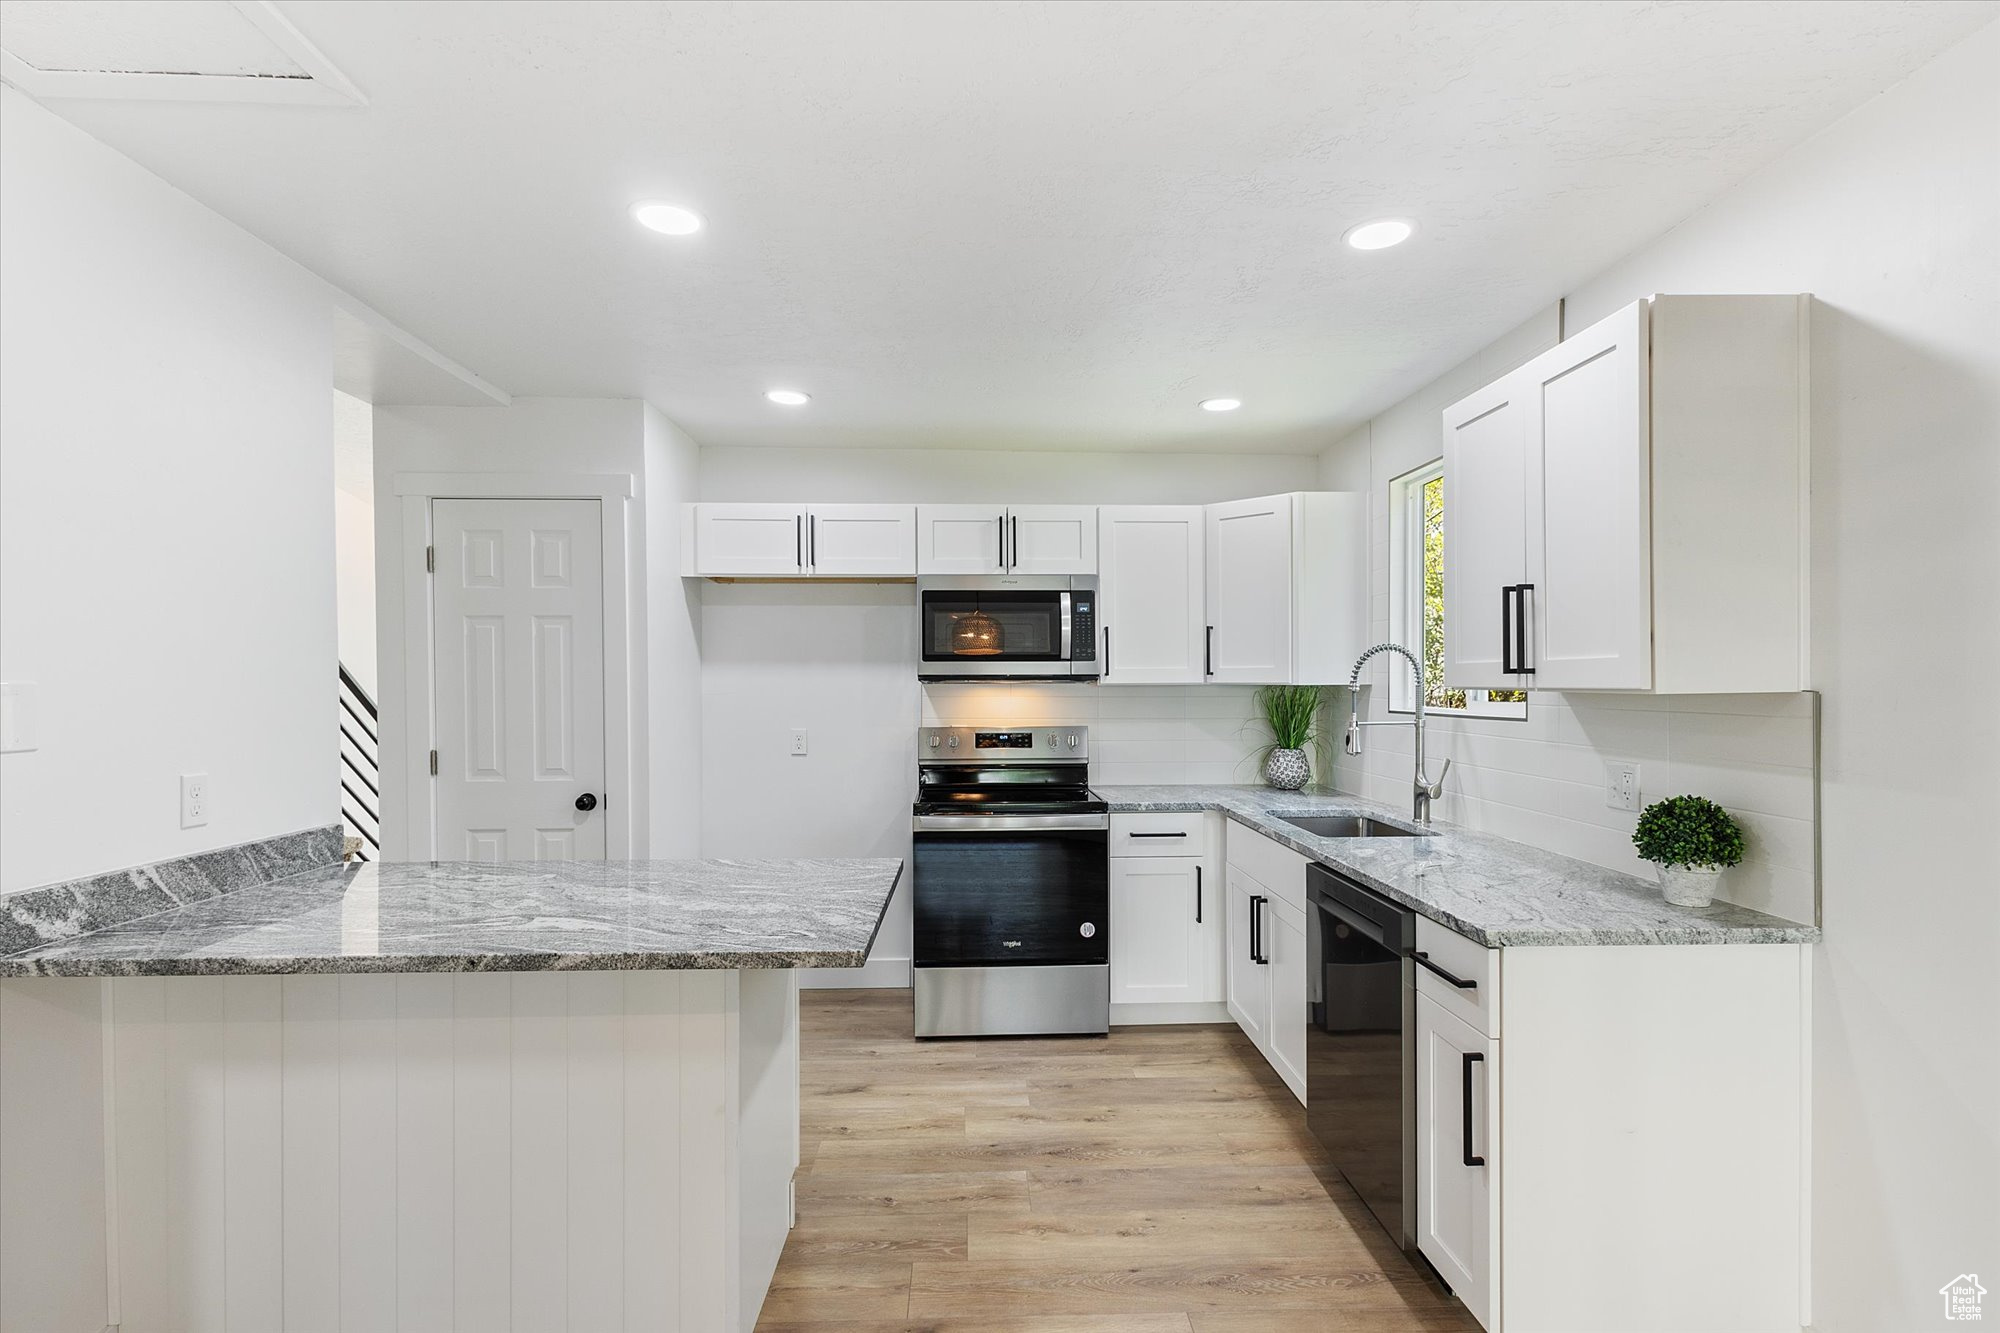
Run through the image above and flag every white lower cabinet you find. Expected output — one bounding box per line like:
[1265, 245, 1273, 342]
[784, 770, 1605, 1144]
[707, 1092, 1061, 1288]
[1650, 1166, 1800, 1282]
[1222, 846, 1306, 1105]
[1108, 857, 1220, 1006]
[1416, 992, 1498, 1331]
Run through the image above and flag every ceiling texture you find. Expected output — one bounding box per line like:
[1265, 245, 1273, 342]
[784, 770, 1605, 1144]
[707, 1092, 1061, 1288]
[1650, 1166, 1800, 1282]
[9, 0, 1992, 452]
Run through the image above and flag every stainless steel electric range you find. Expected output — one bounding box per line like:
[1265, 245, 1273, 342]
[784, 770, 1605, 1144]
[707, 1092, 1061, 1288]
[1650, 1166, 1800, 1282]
[910, 726, 1109, 1038]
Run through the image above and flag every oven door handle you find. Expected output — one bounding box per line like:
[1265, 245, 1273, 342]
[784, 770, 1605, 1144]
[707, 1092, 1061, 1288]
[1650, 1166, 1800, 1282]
[913, 814, 1110, 833]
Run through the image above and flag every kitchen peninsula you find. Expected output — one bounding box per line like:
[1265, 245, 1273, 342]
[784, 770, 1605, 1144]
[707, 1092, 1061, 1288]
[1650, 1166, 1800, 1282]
[0, 837, 901, 1333]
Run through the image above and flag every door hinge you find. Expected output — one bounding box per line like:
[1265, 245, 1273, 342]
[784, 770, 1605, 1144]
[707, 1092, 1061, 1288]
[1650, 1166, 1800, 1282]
[425, 545, 435, 574]
[429, 749, 439, 776]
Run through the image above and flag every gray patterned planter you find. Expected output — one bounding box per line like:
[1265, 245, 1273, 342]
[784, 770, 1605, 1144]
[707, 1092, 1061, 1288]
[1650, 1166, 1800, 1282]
[1264, 747, 1311, 791]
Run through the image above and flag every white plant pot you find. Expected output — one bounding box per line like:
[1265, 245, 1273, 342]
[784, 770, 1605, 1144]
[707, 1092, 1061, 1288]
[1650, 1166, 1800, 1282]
[1264, 747, 1311, 791]
[1657, 864, 1724, 908]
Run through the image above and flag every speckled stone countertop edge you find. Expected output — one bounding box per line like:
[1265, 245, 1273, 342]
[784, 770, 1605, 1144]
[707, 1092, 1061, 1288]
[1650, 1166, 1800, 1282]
[1097, 785, 1820, 948]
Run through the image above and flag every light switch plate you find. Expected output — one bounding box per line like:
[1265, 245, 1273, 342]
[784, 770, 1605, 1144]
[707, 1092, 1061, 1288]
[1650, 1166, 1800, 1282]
[0, 682, 37, 753]
[181, 773, 210, 828]
[1606, 760, 1641, 811]
[789, 729, 809, 756]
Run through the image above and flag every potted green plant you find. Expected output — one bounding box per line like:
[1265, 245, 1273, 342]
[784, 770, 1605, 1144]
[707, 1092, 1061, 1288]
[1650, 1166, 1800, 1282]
[1632, 795, 1745, 907]
[1256, 684, 1321, 791]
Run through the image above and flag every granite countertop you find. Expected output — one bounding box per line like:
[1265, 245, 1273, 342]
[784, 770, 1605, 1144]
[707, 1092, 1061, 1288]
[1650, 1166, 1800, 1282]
[0, 858, 903, 978]
[1097, 785, 1819, 948]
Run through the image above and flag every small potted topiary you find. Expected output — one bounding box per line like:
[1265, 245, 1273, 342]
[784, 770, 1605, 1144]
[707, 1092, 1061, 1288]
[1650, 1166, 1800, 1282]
[1632, 795, 1744, 908]
[1256, 684, 1321, 791]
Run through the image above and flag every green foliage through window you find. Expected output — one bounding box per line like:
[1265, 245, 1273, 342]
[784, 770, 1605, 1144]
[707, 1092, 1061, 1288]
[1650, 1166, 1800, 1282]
[1418, 472, 1524, 713]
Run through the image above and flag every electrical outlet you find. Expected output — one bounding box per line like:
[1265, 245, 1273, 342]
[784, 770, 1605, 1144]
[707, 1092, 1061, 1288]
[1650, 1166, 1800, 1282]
[1606, 760, 1641, 812]
[181, 773, 210, 828]
[789, 729, 809, 757]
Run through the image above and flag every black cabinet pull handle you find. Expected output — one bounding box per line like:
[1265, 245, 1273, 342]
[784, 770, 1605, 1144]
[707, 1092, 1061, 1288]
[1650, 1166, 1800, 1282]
[1103, 627, 1110, 678]
[1500, 585, 1515, 674]
[1248, 892, 1259, 962]
[1010, 515, 1018, 570]
[1195, 865, 1202, 924]
[1412, 950, 1478, 990]
[1251, 894, 1269, 965]
[1462, 1050, 1486, 1167]
[1516, 582, 1534, 676]
[997, 514, 1006, 569]
[796, 515, 803, 570]
[1204, 625, 1215, 677]
[1129, 831, 1187, 838]
[809, 514, 817, 568]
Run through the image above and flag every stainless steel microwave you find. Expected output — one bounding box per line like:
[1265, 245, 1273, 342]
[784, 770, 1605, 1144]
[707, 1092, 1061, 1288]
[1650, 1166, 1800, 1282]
[917, 576, 1100, 681]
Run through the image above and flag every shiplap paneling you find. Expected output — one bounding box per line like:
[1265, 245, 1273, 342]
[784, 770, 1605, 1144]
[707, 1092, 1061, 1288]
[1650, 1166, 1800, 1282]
[95, 969, 788, 1332]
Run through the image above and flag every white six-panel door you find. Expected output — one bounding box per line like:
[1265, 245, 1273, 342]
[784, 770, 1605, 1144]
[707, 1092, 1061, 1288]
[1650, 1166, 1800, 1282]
[1442, 377, 1530, 691]
[1098, 506, 1205, 683]
[1522, 299, 1653, 689]
[432, 498, 607, 861]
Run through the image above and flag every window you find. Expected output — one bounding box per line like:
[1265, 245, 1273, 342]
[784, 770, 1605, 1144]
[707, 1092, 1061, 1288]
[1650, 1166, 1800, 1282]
[1387, 461, 1527, 719]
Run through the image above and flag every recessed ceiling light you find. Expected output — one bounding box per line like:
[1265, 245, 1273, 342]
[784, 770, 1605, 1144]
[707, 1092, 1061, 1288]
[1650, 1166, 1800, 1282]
[1200, 398, 1242, 413]
[1343, 218, 1414, 251]
[766, 389, 811, 406]
[632, 201, 703, 236]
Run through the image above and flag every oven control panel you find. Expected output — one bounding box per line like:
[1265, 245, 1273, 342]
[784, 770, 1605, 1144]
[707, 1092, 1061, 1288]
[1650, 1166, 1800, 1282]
[920, 726, 1089, 761]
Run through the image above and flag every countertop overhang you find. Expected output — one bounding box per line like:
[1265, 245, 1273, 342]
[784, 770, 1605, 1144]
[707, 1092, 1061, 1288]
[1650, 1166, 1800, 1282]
[1098, 785, 1819, 947]
[0, 857, 904, 978]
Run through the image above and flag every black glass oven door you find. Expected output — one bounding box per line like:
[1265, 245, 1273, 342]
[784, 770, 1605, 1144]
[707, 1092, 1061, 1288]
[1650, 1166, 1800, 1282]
[912, 822, 1108, 966]
[920, 590, 1064, 664]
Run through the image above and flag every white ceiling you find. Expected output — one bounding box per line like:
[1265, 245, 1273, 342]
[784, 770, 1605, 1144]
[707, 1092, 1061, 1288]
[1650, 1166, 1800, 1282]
[14, 0, 1993, 453]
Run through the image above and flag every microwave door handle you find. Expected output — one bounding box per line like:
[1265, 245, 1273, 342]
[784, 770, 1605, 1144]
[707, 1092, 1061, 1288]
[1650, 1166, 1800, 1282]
[1059, 591, 1073, 659]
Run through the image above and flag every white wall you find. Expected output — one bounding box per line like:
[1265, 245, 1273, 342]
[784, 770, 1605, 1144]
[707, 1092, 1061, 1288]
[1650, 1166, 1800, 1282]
[372, 398, 704, 861]
[333, 390, 378, 698]
[697, 446, 1322, 985]
[1324, 24, 2000, 1328]
[0, 87, 335, 895]
[1316, 302, 1819, 924]
[644, 405, 704, 858]
[701, 444, 1318, 504]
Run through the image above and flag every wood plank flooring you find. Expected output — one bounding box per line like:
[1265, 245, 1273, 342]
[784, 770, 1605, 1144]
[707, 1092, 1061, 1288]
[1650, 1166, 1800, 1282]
[758, 989, 1480, 1333]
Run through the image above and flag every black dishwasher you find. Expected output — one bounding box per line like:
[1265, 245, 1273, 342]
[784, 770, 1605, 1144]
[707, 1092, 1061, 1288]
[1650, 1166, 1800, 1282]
[1305, 863, 1416, 1251]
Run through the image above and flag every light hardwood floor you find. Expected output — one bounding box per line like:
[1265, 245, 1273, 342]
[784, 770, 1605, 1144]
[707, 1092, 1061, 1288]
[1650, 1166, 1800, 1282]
[757, 989, 1480, 1333]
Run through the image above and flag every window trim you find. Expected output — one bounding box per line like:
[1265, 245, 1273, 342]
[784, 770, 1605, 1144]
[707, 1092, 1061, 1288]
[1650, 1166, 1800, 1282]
[1385, 459, 1528, 721]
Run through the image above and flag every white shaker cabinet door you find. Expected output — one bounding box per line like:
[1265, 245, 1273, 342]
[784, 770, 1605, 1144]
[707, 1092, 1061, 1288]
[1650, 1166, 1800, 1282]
[1522, 299, 1652, 690]
[1442, 377, 1531, 691]
[1098, 506, 1205, 683]
[692, 504, 807, 576]
[1204, 496, 1293, 683]
[805, 505, 916, 576]
[1109, 858, 1210, 1005]
[916, 504, 1006, 574]
[1417, 992, 1499, 1331]
[1224, 870, 1272, 1049]
[1264, 896, 1307, 1105]
[1007, 505, 1098, 574]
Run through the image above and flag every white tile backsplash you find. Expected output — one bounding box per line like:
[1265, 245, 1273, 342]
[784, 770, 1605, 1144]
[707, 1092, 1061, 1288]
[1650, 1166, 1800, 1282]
[922, 682, 1278, 787]
[1327, 686, 1818, 924]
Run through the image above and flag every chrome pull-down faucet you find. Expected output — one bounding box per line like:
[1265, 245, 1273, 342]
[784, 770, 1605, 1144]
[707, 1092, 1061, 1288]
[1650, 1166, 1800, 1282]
[1344, 643, 1451, 825]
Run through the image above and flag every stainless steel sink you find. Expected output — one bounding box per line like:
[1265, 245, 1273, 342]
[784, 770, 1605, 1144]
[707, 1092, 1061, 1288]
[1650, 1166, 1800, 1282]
[1277, 814, 1431, 839]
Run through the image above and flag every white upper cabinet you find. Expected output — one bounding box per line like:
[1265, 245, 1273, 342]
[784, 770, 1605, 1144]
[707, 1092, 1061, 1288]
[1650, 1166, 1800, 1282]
[806, 505, 919, 576]
[1203, 492, 1366, 685]
[689, 503, 808, 576]
[688, 504, 915, 577]
[1007, 506, 1097, 574]
[1443, 295, 1809, 694]
[915, 504, 1005, 574]
[916, 505, 1097, 575]
[1098, 506, 1206, 684]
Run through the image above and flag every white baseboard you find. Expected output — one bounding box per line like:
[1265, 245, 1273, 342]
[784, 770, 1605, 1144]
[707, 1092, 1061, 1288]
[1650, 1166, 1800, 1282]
[1110, 1001, 1233, 1026]
[797, 955, 911, 990]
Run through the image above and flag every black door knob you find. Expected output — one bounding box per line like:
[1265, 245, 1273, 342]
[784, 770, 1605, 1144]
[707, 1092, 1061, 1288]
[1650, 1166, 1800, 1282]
[575, 793, 599, 812]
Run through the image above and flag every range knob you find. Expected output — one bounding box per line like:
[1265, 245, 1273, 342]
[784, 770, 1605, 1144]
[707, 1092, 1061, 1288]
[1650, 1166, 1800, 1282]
[929, 735, 940, 748]
[947, 735, 959, 748]
[1048, 733, 1060, 748]
[1067, 733, 1078, 747]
